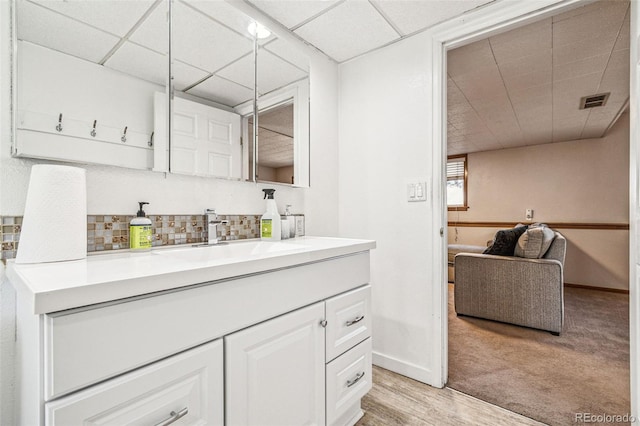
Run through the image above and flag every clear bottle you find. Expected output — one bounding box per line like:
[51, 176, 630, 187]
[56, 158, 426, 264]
[285, 204, 296, 239]
[260, 189, 281, 241]
[130, 202, 152, 251]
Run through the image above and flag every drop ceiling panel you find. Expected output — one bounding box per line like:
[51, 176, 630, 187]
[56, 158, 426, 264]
[185, 0, 256, 37]
[294, 1, 399, 63]
[258, 50, 309, 94]
[186, 75, 254, 108]
[172, 60, 210, 92]
[17, 0, 120, 63]
[129, 2, 168, 53]
[452, 69, 508, 103]
[553, 53, 610, 82]
[29, 0, 155, 37]
[498, 50, 552, 80]
[264, 39, 310, 72]
[247, 0, 340, 29]
[489, 18, 552, 63]
[260, 104, 294, 137]
[447, 40, 495, 79]
[552, 35, 618, 66]
[105, 41, 167, 86]
[552, 1, 628, 48]
[370, 0, 492, 36]
[502, 68, 551, 93]
[552, 0, 612, 23]
[613, 9, 630, 51]
[172, 3, 253, 73]
[216, 54, 254, 91]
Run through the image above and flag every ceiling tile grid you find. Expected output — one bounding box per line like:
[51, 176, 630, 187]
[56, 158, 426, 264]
[293, 1, 399, 63]
[18, 0, 121, 63]
[447, 0, 630, 156]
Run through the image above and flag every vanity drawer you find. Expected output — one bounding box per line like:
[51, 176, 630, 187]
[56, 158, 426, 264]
[45, 339, 224, 426]
[325, 285, 371, 361]
[326, 338, 372, 426]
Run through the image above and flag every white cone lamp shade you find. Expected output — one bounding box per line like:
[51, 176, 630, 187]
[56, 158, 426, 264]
[15, 165, 87, 264]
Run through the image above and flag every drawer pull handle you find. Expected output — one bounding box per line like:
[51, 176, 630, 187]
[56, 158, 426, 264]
[346, 315, 364, 327]
[155, 407, 188, 426]
[346, 371, 365, 388]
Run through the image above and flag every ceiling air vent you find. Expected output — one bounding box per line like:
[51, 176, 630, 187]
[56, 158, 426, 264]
[579, 93, 610, 109]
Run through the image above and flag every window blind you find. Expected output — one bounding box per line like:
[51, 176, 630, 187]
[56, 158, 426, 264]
[447, 158, 465, 181]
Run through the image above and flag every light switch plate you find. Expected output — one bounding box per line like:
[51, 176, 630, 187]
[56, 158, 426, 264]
[407, 182, 427, 202]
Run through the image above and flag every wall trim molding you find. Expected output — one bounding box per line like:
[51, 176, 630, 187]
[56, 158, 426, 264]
[565, 283, 630, 295]
[372, 351, 434, 385]
[447, 221, 629, 231]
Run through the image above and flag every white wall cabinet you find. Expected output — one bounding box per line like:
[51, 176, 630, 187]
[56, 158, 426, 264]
[12, 250, 373, 426]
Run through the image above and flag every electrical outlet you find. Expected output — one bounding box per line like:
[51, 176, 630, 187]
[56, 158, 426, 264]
[526, 209, 534, 220]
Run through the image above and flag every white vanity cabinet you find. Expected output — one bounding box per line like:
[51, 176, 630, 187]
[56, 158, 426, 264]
[8, 237, 375, 426]
[226, 285, 372, 426]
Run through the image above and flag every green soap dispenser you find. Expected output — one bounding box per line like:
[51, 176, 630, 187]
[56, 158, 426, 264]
[260, 189, 281, 241]
[130, 202, 152, 251]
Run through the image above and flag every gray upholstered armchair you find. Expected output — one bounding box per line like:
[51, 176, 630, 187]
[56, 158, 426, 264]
[454, 232, 566, 335]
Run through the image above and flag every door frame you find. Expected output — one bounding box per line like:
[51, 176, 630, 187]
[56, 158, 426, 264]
[429, 0, 638, 418]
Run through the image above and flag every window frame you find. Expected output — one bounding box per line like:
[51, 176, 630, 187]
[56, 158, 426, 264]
[447, 154, 468, 211]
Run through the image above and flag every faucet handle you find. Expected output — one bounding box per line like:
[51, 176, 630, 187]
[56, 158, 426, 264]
[205, 208, 217, 217]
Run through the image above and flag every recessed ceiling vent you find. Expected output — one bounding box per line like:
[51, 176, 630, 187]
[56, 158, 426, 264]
[579, 93, 610, 109]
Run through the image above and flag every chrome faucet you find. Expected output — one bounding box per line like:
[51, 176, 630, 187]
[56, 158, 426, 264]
[205, 209, 228, 245]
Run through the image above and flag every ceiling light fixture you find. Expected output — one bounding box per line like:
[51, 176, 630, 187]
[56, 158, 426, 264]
[247, 22, 271, 39]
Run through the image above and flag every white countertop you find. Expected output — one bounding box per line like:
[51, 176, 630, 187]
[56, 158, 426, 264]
[6, 236, 376, 315]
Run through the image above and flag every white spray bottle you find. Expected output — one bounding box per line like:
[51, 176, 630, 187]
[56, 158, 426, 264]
[260, 189, 281, 241]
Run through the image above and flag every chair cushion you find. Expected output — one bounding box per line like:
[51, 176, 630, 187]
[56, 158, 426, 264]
[483, 225, 528, 256]
[515, 225, 556, 258]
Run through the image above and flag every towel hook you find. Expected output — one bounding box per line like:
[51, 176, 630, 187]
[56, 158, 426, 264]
[148, 131, 154, 147]
[90, 120, 97, 137]
[55, 113, 63, 132]
[121, 126, 128, 143]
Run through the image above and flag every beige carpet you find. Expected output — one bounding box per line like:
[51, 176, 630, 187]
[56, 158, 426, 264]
[448, 284, 630, 426]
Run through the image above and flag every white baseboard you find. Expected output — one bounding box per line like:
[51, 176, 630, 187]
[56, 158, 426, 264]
[372, 351, 440, 388]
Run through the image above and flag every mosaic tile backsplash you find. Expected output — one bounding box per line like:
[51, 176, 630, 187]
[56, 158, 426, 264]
[1, 214, 304, 261]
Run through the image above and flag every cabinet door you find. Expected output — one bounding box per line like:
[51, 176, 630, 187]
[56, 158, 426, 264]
[226, 302, 325, 426]
[45, 339, 223, 426]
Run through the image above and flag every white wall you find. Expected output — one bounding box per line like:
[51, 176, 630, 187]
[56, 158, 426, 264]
[449, 113, 630, 289]
[0, 0, 339, 422]
[339, 31, 438, 383]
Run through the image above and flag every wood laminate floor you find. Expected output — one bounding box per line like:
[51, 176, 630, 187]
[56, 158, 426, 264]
[356, 366, 544, 426]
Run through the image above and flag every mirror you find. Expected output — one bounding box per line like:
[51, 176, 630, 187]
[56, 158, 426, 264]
[168, 0, 255, 179]
[254, 38, 309, 186]
[170, 1, 310, 185]
[13, 0, 311, 185]
[14, 0, 169, 170]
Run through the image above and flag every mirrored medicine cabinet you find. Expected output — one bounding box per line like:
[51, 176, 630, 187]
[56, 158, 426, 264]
[12, 0, 310, 187]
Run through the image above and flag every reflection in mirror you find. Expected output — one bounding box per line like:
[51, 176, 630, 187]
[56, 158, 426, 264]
[14, 0, 169, 170]
[255, 31, 310, 186]
[169, 1, 310, 184]
[249, 101, 294, 185]
[169, 0, 255, 179]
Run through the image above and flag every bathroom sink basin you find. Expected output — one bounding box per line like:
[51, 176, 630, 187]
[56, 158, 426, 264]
[152, 240, 309, 263]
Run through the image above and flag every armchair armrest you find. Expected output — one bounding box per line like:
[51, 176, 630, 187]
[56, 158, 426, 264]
[454, 253, 564, 333]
